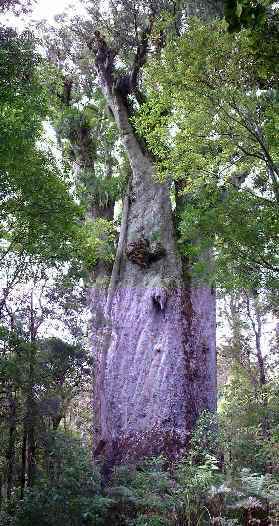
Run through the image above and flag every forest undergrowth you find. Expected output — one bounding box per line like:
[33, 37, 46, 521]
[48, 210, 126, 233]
[0, 410, 279, 526]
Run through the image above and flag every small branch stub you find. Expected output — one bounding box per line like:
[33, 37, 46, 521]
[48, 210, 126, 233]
[152, 287, 168, 311]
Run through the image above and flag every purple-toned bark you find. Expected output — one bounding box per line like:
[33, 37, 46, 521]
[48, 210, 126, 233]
[91, 284, 216, 465]
[88, 1, 221, 465]
[89, 100, 216, 463]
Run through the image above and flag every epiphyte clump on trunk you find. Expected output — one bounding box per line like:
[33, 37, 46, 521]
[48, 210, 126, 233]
[126, 237, 166, 268]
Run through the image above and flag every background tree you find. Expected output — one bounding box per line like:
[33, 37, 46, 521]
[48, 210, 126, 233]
[224, 0, 273, 32]
[218, 291, 279, 472]
[0, 23, 97, 273]
[0, 261, 91, 498]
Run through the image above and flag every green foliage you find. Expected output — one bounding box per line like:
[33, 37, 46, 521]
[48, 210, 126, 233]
[178, 188, 279, 289]
[56, 106, 97, 166]
[217, 469, 279, 524]
[0, 269, 92, 503]
[2, 414, 279, 526]
[187, 411, 221, 464]
[0, 26, 84, 265]
[132, 516, 171, 526]
[134, 18, 279, 289]
[10, 433, 112, 526]
[224, 0, 272, 32]
[76, 218, 116, 271]
[38, 337, 92, 406]
[219, 367, 279, 471]
[79, 170, 123, 210]
[173, 455, 221, 525]
[107, 458, 175, 525]
[0, 511, 14, 526]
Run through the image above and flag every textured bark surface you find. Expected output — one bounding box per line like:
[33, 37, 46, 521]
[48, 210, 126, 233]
[89, 1, 220, 467]
[185, 0, 224, 19]
[89, 93, 216, 466]
[92, 284, 216, 466]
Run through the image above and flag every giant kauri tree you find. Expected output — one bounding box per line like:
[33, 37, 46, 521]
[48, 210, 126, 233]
[74, 0, 224, 466]
[48, 0, 224, 466]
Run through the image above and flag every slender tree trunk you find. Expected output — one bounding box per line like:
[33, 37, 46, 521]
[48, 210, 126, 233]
[254, 307, 266, 388]
[6, 393, 16, 500]
[0, 475, 2, 510]
[26, 297, 37, 488]
[26, 394, 36, 488]
[245, 295, 267, 387]
[245, 294, 270, 438]
[20, 425, 27, 499]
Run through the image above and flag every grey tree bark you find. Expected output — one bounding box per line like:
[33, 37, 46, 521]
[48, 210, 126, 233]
[185, 0, 224, 18]
[89, 0, 223, 467]
[245, 293, 270, 439]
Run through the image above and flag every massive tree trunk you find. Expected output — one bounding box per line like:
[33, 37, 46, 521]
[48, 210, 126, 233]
[89, 0, 223, 467]
[91, 91, 216, 466]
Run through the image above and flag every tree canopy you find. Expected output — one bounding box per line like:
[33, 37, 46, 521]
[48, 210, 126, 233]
[0, 26, 85, 266]
[134, 16, 279, 289]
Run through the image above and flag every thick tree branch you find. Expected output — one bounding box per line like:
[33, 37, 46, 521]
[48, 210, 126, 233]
[57, 77, 73, 107]
[129, 19, 154, 91]
[89, 16, 154, 102]
[87, 31, 117, 90]
[105, 178, 131, 317]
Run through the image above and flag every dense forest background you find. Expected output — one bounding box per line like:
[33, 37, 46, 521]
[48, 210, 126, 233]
[0, 0, 278, 524]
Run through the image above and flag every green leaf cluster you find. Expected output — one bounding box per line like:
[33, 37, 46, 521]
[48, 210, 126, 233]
[0, 27, 83, 265]
[224, 0, 272, 32]
[75, 218, 116, 271]
[134, 18, 279, 289]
